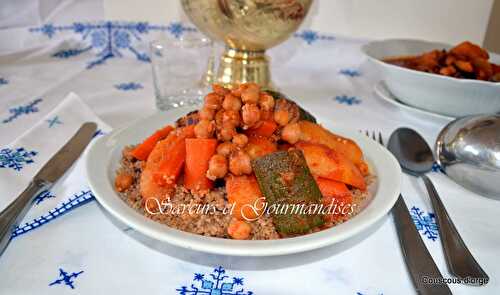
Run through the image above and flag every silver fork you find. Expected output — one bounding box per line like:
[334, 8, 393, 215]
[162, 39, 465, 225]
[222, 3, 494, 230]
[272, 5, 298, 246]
[364, 131, 452, 295]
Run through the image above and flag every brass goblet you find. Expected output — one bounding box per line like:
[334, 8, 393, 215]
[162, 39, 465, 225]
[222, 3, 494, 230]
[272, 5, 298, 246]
[181, 0, 313, 89]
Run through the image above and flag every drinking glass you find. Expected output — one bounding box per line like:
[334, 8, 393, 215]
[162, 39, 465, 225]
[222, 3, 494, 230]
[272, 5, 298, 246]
[150, 35, 213, 110]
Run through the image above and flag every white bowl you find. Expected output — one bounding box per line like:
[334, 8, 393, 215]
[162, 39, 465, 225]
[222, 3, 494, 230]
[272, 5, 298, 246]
[362, 39, 500, 117]
[86, 107, 401, 256]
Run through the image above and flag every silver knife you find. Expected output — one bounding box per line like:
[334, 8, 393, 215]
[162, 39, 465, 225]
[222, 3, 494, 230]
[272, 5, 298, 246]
[368, 130, 451, 294]
[0, 122, 97, 256]
[393, 195, 452, 295]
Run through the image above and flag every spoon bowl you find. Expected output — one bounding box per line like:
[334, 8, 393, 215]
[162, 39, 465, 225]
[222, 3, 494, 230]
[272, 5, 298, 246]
[387, 128, 434, 175]
[436, 114, 500, 199]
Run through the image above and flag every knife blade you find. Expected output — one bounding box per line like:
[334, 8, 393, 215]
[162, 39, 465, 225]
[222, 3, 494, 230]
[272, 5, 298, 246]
[393, 195, 452, 295]
[0, 122, 97, 256]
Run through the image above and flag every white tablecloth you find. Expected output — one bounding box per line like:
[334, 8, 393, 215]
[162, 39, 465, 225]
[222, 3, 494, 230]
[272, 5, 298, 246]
[0, 3, 499, 295]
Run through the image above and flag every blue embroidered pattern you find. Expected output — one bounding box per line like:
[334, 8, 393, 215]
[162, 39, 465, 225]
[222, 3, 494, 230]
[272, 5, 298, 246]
[115, 82, 143, 91]
[410, 206, 439, 241]
[166, 22, 197, 38]
[334, 95, 361, 105]
[92, 129, 105, 138]
[30, 21, 196, 69]
[177, 266, 253, 295]
[0, 78, 8, 85]
[2, 98, 43, 123]
[53, 47, 92, 58]
[49, 268, 84, 289]
[432, 162, 445, 174]
[46, 116, 63, 128]
[0, 147, 37, 171]
[33, 190, 56, 205]
[11, 190, 95, 239]
[339, 69, 361, 77]
[294, 30, 335, 45]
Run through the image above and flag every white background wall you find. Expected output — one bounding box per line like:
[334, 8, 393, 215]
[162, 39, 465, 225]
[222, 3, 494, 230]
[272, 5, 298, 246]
[104, 0, 494, 45]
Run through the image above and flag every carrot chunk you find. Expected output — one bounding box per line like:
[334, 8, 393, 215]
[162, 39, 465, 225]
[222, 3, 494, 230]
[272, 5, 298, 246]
[244, 135, 277, 160]
[297, 121, 369, 173]
[131, 125, 174, 161]
[315, 177, 352, 199]
[314, 177, 354, 222]
[152, 126, 195, 187]
[245, 120, 277, 138]
[295, 141, 366, 190]
[184, 138, 218, 191]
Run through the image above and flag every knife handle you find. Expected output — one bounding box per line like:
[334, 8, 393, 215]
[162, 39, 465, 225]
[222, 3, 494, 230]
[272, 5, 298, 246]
[393, 195, 452, 295]
[0, 180, 48, 256]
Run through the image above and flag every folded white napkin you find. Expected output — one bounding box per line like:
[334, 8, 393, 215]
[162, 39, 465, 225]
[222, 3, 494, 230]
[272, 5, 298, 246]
[0, 92, 109, 217]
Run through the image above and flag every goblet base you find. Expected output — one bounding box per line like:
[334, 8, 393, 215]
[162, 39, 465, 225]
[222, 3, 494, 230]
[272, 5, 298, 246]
[216, 47, 274, 89]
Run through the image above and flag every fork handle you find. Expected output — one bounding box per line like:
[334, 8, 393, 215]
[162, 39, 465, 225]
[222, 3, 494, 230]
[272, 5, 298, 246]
[421, 174, 489, 284]
[393, 195, 452, 295]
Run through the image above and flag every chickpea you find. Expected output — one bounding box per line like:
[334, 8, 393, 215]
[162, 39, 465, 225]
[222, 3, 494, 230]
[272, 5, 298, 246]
[218, 123, 237, 141]
[229, 151, 252, 175]
[241, 83, 260, 104]
[198, 107, 215, 121]
[214, 109, 224, 127]
[217, 142, 236, 157]
[281, 122, 301, 144]
[274, 109, 289, 126]
[241, 103, 261, 128]
[204, 92, 222, 110]
[455, 60, 474, 73]
[206, 154, 228, 180]
[259, 93, 275, 111]
[222, 94, 242, 111]
[194, 119, 215, 139]
[227, 218, 252, 240]
[231, 87, 242, 97]
[245, 143, 260, 160]
[232, 134, 248, 147]
[115, 172, 134, 192]
[274, 98, 299, 125]
[222, 110, 241, 127]
[439, 66, 457, 76]
[212, 84, 229, 95]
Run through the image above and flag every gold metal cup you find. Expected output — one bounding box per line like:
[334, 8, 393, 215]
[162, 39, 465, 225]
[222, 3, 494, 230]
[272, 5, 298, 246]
[181, 0, 313, 89]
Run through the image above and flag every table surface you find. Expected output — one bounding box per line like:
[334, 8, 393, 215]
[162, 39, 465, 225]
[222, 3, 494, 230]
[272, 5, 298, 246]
[0, 18, 498, 295]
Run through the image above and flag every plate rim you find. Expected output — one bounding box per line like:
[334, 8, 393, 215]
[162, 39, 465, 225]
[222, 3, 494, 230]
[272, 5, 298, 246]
[374, 81, 455, 121]
[86, 107, 402, 256]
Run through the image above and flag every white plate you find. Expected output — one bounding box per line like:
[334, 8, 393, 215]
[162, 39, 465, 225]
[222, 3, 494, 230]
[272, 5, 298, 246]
[86, 107, 401, 256]
[374, 81, 455, 122]
[362, 39, 500, 117]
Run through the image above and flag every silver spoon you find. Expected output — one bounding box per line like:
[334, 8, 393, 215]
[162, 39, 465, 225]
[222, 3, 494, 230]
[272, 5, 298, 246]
[436, 114, 500, 199]
[388, 127, 489, 285]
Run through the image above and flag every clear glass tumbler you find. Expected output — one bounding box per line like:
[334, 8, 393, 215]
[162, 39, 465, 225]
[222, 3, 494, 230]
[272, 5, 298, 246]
[150, 35, 213, 110]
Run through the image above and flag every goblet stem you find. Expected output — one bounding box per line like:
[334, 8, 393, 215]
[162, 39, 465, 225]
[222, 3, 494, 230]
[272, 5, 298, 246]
[216, 47, 273, 89]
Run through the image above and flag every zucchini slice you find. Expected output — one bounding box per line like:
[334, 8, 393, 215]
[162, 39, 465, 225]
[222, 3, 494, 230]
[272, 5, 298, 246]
[264, 90, 317, 123]
[252, 150, 325, 234]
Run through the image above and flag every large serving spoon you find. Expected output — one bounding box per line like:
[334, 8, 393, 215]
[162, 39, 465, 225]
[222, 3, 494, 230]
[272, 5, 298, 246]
[388, 127, 489, 285]
[436, 114, 500, 199]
